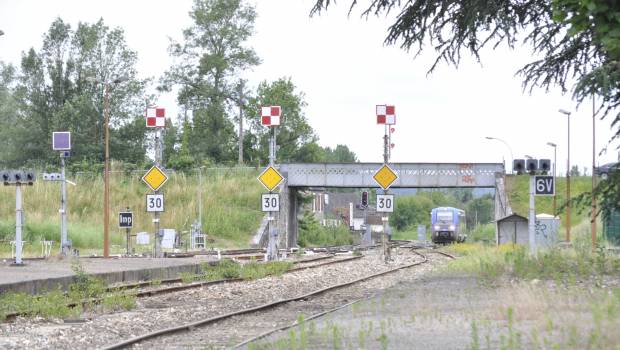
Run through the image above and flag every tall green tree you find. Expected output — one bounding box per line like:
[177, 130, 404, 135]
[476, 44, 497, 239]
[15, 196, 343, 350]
[8, 18, 150, 167]
[247, 78, 318, 164]
[161, 0, 260, 165]
[322, 145, 358, 163]
[0, 62, 23, 167]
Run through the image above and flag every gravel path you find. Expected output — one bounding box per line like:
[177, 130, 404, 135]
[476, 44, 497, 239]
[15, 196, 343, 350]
[0, 248, 449, 350]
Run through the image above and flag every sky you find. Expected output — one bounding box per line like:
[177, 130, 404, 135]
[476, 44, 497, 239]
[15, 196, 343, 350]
[1, 0, 618, 175]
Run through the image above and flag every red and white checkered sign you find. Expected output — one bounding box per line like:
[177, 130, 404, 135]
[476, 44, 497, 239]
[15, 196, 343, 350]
[146, 107, 165, 128]
[376, 105, 396, 125]
[261, 106, 281, 126]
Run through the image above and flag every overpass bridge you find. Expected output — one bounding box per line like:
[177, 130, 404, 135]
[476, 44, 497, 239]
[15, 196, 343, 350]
[256, 163, 511, 248]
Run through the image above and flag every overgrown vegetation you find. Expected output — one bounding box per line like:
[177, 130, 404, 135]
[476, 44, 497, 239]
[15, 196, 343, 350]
[179, 259, 293, 283]
[297, 211, 354, 247]
[442, 243, 620, 285]
[0, 261, 135, 321]
[0, 165, 264, 254]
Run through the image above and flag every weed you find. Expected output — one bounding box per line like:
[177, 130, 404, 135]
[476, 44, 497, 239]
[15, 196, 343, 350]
[332, 325, 341, 350]
[179, 272, 198, 284]
[102, 289, 136, 311]
[470, 321, 480, 350]
[150, 279, 162, 287]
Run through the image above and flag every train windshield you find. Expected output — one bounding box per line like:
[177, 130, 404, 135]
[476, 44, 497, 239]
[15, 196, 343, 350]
[437, 211, 453, 222]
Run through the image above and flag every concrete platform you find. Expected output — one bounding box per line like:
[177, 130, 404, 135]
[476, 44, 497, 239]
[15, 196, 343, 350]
[0, 255, 219, 295]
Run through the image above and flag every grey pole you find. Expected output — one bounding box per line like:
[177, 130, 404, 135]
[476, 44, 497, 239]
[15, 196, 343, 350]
[60, 156, 68, 255]
[14, 184, 23, 265]
[198, 166, 203, 232]
[267, 126, 278, 261]
[154, 130, 162, 258]
[382, 124, 391, 263]
[528, 176, 536, 253]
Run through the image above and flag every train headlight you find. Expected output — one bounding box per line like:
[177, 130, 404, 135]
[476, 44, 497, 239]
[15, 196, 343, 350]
[449, 225, 455, 231]
[433, 225, 440, 231]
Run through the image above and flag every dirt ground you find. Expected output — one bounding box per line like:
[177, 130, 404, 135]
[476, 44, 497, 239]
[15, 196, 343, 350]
[251, 273, 620, 349]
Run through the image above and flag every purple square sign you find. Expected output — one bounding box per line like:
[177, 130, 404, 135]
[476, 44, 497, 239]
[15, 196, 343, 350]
[52, 132, 71, 151]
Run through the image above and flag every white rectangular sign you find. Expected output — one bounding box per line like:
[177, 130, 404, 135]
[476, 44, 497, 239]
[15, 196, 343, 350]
[376, 194, 394, 213]
[261, 193, 280, 212]
[146, 194, 164, 212]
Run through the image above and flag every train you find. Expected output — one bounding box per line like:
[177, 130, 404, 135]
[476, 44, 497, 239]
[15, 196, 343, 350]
[430, 207, 467, 244]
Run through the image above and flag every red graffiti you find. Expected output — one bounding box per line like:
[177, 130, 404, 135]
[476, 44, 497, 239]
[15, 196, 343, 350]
[462, 175, 476, 184]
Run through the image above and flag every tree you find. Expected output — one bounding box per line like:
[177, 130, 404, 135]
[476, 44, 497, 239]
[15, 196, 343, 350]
[0, 62, 24, 167]
[310, 0, 620, 212]
[247, 78, 318, 164]
[162, 0, 260, 164]
[9, 18, 151, 167]
[322, 145, 358, 163]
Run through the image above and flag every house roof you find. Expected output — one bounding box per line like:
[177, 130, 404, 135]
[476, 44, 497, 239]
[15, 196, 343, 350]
[495, 213, 528, 223]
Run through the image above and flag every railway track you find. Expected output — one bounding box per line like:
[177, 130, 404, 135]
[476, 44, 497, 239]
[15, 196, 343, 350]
[100, 249, 449, 350]
[1, 254, 361, 322]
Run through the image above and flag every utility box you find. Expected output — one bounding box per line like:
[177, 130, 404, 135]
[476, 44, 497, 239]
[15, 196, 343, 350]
[535, 213, 560, 248]
[496, 213, 529, 245]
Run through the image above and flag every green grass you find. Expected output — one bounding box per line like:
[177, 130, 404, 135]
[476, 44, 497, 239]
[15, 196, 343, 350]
[180, 259, 293, 283]
[297, 212, 354, 247]
[0, 260, 136, 321]
[506, 175, 593, 229]
[0, 164, 264, 254]
[441, 240, 620, 285]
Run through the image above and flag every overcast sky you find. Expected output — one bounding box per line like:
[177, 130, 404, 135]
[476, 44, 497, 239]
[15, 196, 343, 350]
[1, 0, 618, 174]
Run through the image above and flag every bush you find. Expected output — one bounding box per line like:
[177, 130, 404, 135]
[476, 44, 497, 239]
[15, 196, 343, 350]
[298, 212, 353, 247]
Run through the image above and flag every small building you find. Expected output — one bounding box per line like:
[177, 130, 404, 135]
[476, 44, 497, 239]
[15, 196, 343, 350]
[496, 213, 529, 245]
[496, 213, 560, 247]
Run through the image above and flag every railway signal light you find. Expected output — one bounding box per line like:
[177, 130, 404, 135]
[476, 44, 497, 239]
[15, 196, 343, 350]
[526, 159, 538, 175]
[361, 191, 369, 208]
[513, 159, 525, 175]
[539, 159, 551, 175]
[0, 170, 37, 185]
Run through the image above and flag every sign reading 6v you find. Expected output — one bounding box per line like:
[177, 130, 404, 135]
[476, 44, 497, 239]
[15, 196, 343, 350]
[535, 176, 555, 196]
[146, 194, 164, 212]
[376, 194, 394, 213]
[261, 193, 280, 212]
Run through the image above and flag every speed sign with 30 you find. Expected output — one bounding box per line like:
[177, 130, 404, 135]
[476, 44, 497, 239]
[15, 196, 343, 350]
[261, 193, 280, 212]
[376, 194, 394, 212]
[146, 194, 164, 212]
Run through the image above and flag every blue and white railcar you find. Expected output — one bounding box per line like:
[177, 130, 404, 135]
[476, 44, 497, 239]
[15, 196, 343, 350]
[430, 207, 467, 243]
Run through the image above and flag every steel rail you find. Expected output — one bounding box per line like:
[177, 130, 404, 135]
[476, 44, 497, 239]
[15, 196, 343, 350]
[232, 250, 433, 349]
[100, 253, 429, 350]
[2, 255, 361, 322]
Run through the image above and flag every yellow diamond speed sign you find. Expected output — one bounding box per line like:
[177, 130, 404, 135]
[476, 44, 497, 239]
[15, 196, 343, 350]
[373, 164, 398, 190]
[142, 165, 169, 191]
[258, 166, 284, 191]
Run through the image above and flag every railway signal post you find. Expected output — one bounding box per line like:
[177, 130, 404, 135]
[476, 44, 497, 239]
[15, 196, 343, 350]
[375, 105, 397, 263]
[1, 170, 36, 265]
[51, 131, 73, 256]
[145, 107, 167, 258]
[260, 106, 282, 261]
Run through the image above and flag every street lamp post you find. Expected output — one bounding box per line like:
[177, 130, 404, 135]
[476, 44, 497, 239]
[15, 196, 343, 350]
[547, 142, 557, 216]
[485, 136, 514, 173]
[591, 96, 597, 250]
[559, 109, 571, 242]
[89, 76, 127, 257]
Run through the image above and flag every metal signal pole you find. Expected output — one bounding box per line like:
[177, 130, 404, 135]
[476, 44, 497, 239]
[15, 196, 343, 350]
[60, 156, 68, 255]
[267, 126, 278, 261]
[382, 124, 392, 263]
[154, 130, 163, 258]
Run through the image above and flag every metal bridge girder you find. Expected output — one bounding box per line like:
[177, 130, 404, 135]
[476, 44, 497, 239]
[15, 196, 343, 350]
[279, 163, 504, 188]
